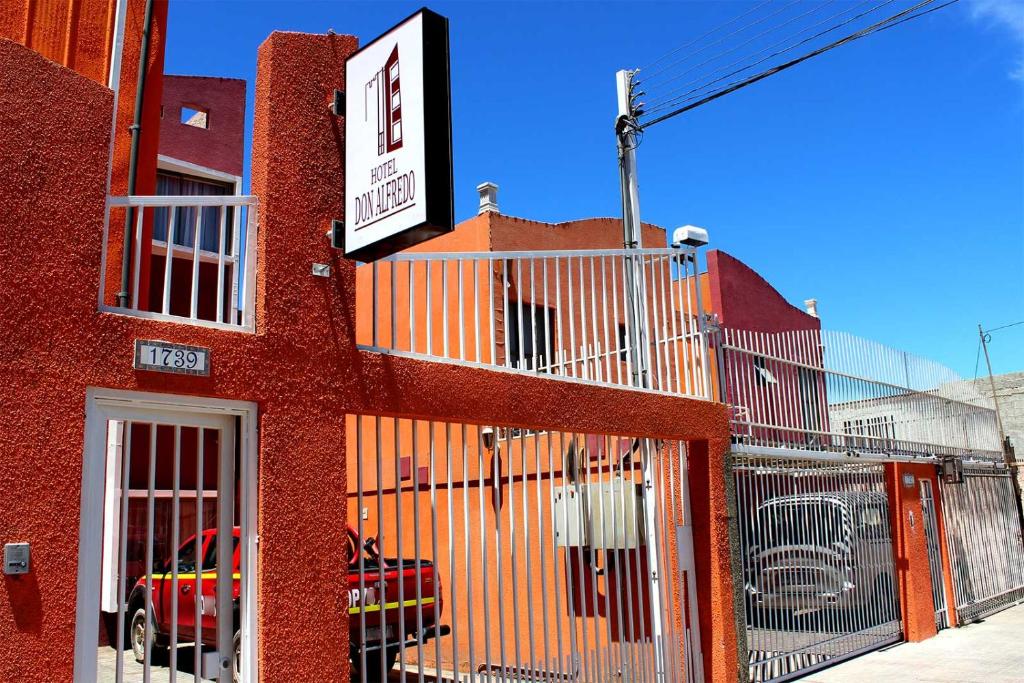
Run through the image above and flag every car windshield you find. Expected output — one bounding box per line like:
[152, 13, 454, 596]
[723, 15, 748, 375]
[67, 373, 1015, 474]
[758, 500, 847, 549]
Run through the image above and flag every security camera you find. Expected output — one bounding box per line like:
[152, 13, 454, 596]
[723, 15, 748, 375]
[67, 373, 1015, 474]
[672, 225, 709, 248]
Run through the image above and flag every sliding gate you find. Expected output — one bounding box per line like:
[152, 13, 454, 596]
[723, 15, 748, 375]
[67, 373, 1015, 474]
[733, 453, 901, 682]
[940, 464, 1024, 624]
[345, 416, 704, 682]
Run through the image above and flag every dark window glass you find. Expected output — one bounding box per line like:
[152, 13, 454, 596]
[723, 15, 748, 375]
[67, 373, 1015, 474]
[507, 302, 556, 370]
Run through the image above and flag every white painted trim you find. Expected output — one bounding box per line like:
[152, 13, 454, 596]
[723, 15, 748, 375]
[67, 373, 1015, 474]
[73, 389, 259, 683]
[125, 489, 219, 498]
[100, 421, 124, 613]
[157, 155, 242, 189]
[98, 305, 253, 332]
[107, 0, 129, 91]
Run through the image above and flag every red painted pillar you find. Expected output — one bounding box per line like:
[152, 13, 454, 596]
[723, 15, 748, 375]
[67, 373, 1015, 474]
[687, 438, 743, 682]
[885, 462, 939, 642]
[250, 30, 360, 682]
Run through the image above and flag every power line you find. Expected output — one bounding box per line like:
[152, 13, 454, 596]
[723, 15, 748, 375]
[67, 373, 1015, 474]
[639, 0, 776, 74]
[985, 320, 1024, 334]
[640, 0, 958, 129]
[640, 0, 804, 85]
[642, 0, 895, 115]
[641, 0, 854, 101]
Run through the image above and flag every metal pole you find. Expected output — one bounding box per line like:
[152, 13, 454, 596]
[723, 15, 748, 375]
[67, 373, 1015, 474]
[616, 68, 669, 681]
[979, 323, 1024, 530]
[616, 69, 651, 391]
[117, 0, 156, 307]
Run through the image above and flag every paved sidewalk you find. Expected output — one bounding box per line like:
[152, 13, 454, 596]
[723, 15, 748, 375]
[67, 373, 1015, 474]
[805, 604, 1024, 682]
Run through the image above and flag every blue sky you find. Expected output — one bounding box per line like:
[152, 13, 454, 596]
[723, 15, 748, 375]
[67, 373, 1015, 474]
[164, 0, 1024, 377]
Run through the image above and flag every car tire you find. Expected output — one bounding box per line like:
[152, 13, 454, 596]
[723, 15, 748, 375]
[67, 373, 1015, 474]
[129, 607, 162, 663]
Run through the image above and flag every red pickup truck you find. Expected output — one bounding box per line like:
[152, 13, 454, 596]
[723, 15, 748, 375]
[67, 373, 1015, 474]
[128, 526, 447, 681]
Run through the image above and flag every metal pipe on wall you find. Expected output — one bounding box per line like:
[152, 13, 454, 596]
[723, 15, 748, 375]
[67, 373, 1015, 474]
[117, 0, 155, 307]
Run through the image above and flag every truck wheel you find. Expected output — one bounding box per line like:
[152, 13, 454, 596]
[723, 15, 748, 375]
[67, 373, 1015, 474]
[232, 630, 241, 683]
[129, 607, 162, 663]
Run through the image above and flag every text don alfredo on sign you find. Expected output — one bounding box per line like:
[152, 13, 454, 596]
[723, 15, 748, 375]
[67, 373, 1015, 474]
[344, 9, 454, 262]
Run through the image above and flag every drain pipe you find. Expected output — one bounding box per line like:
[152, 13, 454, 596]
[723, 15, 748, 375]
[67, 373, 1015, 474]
[117, 0, 156, 308]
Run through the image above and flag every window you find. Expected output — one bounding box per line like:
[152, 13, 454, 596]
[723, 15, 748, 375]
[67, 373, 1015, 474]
[154, 172, 233, 252]
[180, 106, 208, 129]
[507, 301, 556, 370]
[203, 533, 240, 569]
[753, 356, 777, 386]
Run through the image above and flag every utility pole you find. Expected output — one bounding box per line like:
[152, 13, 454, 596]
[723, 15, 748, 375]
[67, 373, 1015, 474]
[979, 324, 1024, 532]
[615, 69, 650, 391]
[616, 68, 677, 683]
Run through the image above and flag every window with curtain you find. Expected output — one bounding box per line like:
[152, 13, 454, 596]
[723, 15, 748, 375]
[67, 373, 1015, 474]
[154, 172, 234, 254]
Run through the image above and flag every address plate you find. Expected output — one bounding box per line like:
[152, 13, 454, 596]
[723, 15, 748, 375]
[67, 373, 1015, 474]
[134, 340, 210, 376]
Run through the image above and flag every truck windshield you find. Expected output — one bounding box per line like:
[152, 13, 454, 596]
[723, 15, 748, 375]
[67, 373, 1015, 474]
[758, 501, 847, 549]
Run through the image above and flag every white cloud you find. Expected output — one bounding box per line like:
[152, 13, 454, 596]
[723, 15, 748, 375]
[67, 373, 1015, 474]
[968, 0, 1024, 79]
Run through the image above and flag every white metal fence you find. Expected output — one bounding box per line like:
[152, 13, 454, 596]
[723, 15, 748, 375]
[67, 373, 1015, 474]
[939, 465, 1024, 624]
[733, 453, 901, 683]
[356, 248, 712, 399]
[346, 415, 704, 682]
[102, 195, 258, 330]
[716, 328, 1002, 461]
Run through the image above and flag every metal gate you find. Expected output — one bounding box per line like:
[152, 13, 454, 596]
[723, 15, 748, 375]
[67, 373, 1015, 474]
[733, 453, 901, 683]
[73, 391, 257, 683]
[939, 465, 1024, 624]
[919, 480, 948, 630]
[346, 416, 704, 682]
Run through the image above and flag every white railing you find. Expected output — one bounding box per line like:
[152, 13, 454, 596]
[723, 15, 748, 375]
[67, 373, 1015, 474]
[356, 248, 712, 399]
[102, 195, 258, 330]
[716, 328, 1003, 461]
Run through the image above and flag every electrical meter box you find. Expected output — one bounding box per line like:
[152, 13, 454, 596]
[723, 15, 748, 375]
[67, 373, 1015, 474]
[553, 480, 646, 550]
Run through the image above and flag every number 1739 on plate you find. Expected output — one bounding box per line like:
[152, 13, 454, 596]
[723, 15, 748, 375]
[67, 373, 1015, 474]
[134, 340, 210, 376]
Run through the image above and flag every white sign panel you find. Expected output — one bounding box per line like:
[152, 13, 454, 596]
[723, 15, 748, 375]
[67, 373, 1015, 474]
[134, 340, 210, 376]
[344, 9, 453, 261]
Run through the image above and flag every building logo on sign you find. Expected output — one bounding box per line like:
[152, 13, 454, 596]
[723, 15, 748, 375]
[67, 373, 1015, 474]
[367, 45, 403, 156]
[343, 9, 453, 262]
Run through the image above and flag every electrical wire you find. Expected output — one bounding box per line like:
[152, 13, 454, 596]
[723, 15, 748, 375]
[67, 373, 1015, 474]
[640, 0, 804, 84]
[985, 320, 1024, 334]
[639, 0, 957, 128]
[642, 0, 894, 115]
[641, 0, 847, 100]
[639, 0, 776, 73]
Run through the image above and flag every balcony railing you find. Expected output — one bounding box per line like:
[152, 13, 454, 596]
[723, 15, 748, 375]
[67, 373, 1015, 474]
[716, 327, 1003, 461]
[356, 248, 712, 399]
[101, 195, 258, 330]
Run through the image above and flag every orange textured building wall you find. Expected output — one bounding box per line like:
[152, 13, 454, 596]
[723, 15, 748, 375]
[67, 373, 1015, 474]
[1, 0, 170, 312]
[0, 0, 119, 83]
[0, 29, 736, 683]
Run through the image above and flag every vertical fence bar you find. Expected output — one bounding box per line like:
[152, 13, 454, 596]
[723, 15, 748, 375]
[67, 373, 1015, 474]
[143, 424, 157, 683]
[130, 207, 145, 309]
[169, 426, 181, 678]
[114, 422, 133, 683]
[194, 429, 204, 683]
[161, 207, 177, 315]
[216, 206, 227, 323]
[189, 207, 202, 319]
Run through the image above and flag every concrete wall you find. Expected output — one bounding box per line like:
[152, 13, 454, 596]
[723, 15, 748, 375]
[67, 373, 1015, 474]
[974, 372, 1024, 448]
[0, 29, 736, 683]
[706, 250, 819, 333]
[0, 0, 120, 84]
[159, 74, 246, 177]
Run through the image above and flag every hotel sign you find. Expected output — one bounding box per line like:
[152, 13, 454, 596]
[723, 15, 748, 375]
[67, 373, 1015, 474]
[343, 9, 453, 262]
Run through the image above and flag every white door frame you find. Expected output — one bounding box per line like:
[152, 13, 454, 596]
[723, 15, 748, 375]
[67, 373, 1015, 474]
[73, 387, 259, 682]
